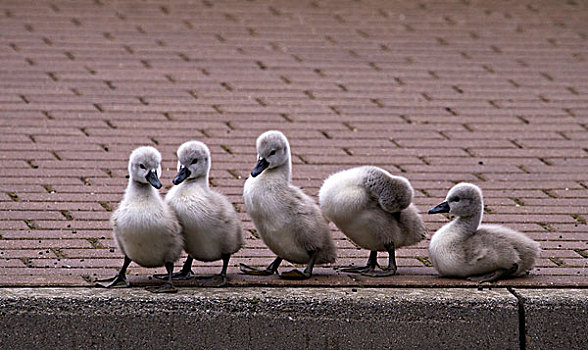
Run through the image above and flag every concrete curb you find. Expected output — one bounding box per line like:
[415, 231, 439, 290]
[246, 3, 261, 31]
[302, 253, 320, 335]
[0, 287, 524, 349]
[1, 287, 586, 349]
[512, 289, 588, 350]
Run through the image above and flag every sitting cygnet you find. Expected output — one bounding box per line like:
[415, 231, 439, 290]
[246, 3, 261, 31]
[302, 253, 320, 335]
[428, 183, 540, 282]
[241, 130, 336, 279]
[96, 146, 183, 293]
[156, 141, 243, 287]
[319, 166, 426, 276]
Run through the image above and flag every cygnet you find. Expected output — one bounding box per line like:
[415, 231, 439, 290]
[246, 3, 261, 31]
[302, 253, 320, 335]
[96, 146, 183, 293]
[241, 130, 336, 279]
[319, 166, 426, 276]
[157, 141, 243, 287]
[428, 182, 541, 282]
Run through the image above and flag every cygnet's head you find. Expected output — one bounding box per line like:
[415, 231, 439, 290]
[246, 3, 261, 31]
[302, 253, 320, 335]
[128, 146, 162, 189]
[428, 183, 483, 217]
[173, 141, 211, 185]
[250, 130, 290, 177]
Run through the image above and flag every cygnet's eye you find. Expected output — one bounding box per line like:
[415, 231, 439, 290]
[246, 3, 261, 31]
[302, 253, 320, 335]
[453, 197, 460, 202]
[139, 164, 146, 170]
[191, 159, 198, 165]
[269, 150, 277, 156]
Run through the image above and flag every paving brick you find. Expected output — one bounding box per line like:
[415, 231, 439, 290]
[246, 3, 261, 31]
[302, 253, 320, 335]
[0, 259, 27, 268]
[0, 249, 57, 259]
[0, 0, 586, 287]
[0, 229, 112, 240]
[0, 239, 93, 249]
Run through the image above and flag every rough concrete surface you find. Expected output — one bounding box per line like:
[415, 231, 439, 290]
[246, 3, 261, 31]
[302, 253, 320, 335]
[513, 289, 588, 350]
[0, 287, 519, 350]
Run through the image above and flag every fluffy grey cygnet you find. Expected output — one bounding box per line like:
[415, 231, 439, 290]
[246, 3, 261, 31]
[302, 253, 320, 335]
[157, 141, 243, 287]
[241, 130, 336, 280]
[96, 146, 183, 293]
[319, 166, 426, 276]
[428, 183, 541, 282]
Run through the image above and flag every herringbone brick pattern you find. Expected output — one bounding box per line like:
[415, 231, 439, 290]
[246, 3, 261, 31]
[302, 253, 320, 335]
[1, 0, 586, 287]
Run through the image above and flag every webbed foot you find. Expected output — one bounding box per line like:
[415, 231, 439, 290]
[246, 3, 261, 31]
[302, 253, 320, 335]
[145, 282, 178, 294]
[95, 274, 129, 288]
[279, 269, 311, 280]
[339, 264, 378, 274]
[339, 250, 380, 275]
[358, 244, 398, 278]
[468, 264, 518, 283]
[153, 270, 195, 280]
[239, 263, 276, 276]
[97, 256, 131, 288]
[361, 267, 397, 277]
[95, 275, 117, 283]
[468, 273, 500, 283]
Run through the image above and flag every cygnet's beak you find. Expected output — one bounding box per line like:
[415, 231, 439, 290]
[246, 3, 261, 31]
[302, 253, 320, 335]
[251, 157, 270, 177]
[428, 201, 450, 214]
[173, 166, 191, 185]
[145, 170, 162, 189]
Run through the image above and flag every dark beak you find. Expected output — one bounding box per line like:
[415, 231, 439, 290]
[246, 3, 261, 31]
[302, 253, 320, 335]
[251, 158, 270, 177]
[173, 166, 191, 185]
[145, 170, 162, 189]
[428, 201, 450, 214]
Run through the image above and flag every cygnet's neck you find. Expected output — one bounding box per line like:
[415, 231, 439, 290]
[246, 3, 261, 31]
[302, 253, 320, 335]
[262, 158, 292, 183]
[126, 179, 158, 199]
[451, 203, 483, 235]
[181, 175, 210, 190]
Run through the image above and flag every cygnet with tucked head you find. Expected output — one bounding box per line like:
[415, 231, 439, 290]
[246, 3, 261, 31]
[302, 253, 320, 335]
[159, 141, 243, 287]
[242, 130, 336, 279]
[428, 183, 541, 282]
[319, 166, 426, 277]
[96, 146, 183, 293]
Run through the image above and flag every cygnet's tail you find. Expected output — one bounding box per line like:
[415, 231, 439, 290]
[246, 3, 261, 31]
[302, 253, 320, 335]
[397, 204, 427, 247]
[318, 238, 337, 264]
[515, 237, 541, 276]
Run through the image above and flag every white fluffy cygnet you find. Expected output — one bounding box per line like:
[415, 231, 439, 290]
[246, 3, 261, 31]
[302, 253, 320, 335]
[319, 166, 426, 276]
[428, 182, 541, 282]
[241, 130, 336, 280]
[97, 146, 183, 293]
[161, 141, 243, 287]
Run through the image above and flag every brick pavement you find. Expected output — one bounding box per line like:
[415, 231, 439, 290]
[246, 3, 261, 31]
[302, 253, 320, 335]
[0, 0, 586, 288]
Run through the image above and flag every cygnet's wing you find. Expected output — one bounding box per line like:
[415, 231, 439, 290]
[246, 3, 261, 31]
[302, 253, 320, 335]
[168, 208, 183, 235]
[110, 210, 119, 232]
[462, 235, 492, 265]
[283, 185, 327, 252]
[109, 209, 127, 256]
[212, 191, 245, 252]
[280, 186, 315, 216]
[464, 226, 521, 270]
[364, 168, 413, 213]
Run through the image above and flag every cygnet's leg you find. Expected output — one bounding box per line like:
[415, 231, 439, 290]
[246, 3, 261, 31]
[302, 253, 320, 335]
[96, 256, 131, 288]
[240, 257, 283, 275]
[362, 242, 397, 277]
[339, 250, 379, 274]
[146, 262, 178, 293]
[196, 254, 231, 287]
[468, 264, 519, 283]
[280, 250, 318, 280]
[154, 256, 195, 280]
